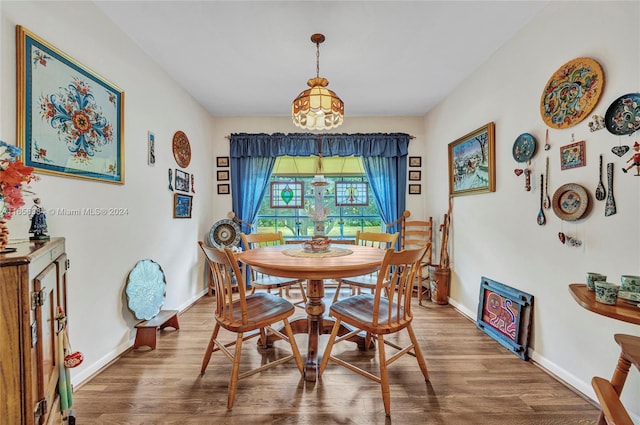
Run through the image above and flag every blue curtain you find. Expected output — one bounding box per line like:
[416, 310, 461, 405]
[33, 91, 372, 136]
[230, 155, 275, 234]
[229, 133, 410, 235]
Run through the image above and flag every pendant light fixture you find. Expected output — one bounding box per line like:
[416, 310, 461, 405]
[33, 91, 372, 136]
[292, 33, 344, 130]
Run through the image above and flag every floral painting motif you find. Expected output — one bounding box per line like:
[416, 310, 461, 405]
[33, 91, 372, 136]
[17, 26, 124, 184]
[540, 57, 604, 129]
[40, 77, 114, 165]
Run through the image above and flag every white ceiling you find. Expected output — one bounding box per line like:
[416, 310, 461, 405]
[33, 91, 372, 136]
[94, 1, 548, 118]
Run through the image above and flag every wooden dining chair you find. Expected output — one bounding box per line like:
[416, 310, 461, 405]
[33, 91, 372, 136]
[399, 210, 434, 305]
[197, 241, 304, 409]
[331, 231, 399, 303]
[319, 244, 430, 416]
[241, 231, 307, 306]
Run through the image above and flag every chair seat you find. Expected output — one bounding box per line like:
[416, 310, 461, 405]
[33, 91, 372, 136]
[340, 274, 378, 289]
[251, 275, 303, 289]
[219, 292, 295, 333]
[330, 294, 410, 335]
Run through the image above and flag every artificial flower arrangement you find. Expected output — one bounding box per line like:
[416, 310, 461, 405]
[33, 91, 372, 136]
[0, 140, 37, 220]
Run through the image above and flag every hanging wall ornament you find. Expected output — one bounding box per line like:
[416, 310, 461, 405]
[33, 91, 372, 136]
[540, 57, 604, 129]
[595, 154, 606, 201]
[622, 141, 640, 175]
[588, 115, 605, 132]
[512, 133, 536, 191]
[605, 162, 617, 216]
[604, 93, 640, 136]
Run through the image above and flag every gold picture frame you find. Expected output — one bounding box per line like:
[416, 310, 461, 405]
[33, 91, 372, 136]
[16, 25, 124, 184]
[448, 122, 496, 197]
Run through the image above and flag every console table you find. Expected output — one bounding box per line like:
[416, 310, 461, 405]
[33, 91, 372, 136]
[569, 283, 639, 425]
[568, 283, 640, 325]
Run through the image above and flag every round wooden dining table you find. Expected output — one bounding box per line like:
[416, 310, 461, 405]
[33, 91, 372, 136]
[237, 243, 386, 382]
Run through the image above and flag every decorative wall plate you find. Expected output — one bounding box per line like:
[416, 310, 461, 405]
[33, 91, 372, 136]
[125, 259, 167, 320]
[172, 130, 192, 167]
[552, 183, 589, 221]
[512, 133, 537, 162]
[208, 219, 241, 248]
[604, 93, 640, 135]
[540, 57, 604, 129]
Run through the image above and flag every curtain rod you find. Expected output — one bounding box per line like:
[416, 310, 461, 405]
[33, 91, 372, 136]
[225, 134, 415, 140]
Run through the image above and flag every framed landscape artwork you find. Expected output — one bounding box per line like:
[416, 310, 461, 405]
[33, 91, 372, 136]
[16, 26, 124, 184]
[448, 122, 496, 197]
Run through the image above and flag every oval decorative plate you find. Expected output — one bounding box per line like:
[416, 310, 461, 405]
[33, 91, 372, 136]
[208, 219, 241, 248]
[552, 183, 589, 221]
[125, 259, 167, 320]
[540, 57, 604, 129]
[604, 92, 640, 135]
[512, 133, 537, 162]
[172, 130, 192, 168]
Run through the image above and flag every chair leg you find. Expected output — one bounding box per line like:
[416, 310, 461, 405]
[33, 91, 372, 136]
[319, 318, 342, 375]
[283, 318, 304, 374]
[407, 324, 429, 380]
[298, 282, 308, 304]
[200, 323, 221, 374]
[377, 334, 391, 416]
[332, 281, 343, 304]
[227, 332, 244, 409]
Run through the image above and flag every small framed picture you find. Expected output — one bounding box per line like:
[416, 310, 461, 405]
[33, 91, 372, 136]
[173, 193, 192, 219]
[216, 156, 229, 167]
[148, 131, 155, 166]
[217, 170, 229, 181]
[409, 156, 422, 167]
[217, 183, 230, 195]
[409, 170, 421, 181]
[175, 169, 190, 192]
[560, 140, 586, 170]
[408, 184, 422, 195]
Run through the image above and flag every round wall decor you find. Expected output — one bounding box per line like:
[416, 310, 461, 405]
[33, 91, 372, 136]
[172, 130, 192, 168]
[604, 92, 640, 135]
[512, 133, 537, 162]
[208, 219, 241, 248]
[540, 57, 604, 129]
[551, 183, 589, 221]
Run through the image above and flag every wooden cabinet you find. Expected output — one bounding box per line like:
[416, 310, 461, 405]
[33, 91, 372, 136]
[0, 238, 69, 425]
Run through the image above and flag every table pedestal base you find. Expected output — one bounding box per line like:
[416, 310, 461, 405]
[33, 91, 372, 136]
[264, 278, 371, 382]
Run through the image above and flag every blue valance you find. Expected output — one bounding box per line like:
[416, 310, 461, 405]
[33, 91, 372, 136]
[229, 133, 410, 158]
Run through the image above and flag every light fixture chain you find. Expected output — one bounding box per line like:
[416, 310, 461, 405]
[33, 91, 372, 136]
[316, 42, 320, 78]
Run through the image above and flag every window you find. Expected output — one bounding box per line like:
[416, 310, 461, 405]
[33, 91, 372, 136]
[255, 157, 383, 240]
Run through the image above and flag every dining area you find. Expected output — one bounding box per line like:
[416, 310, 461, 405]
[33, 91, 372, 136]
[198, 236, 430, 415]
[70, 268, 599, 424]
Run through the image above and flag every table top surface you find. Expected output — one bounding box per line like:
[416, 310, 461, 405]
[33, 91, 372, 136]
[569, 284, 640, 325]
[238, 243, 386, 281]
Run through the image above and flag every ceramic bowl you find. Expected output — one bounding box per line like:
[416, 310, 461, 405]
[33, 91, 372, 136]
[620, 275, 640, 293]
[586, 272, 607, 291]
[595, 281, 619, 305]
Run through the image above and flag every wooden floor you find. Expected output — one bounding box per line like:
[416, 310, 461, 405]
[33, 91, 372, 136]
[72, 288, 599, 424]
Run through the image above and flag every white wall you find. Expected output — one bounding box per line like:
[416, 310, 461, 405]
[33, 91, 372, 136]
[423, 0, 640, 419]
[1, 1, 216, 384]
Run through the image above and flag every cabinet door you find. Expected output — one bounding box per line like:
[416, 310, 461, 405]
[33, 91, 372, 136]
[54, 254, 68, 315]
[32, 263, 59, 425]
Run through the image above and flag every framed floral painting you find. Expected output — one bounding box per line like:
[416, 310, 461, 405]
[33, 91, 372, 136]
[16, 26, 124, 184]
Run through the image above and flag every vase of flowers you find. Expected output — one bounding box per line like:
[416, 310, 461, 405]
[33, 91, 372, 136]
[0, 140, 36, 252]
